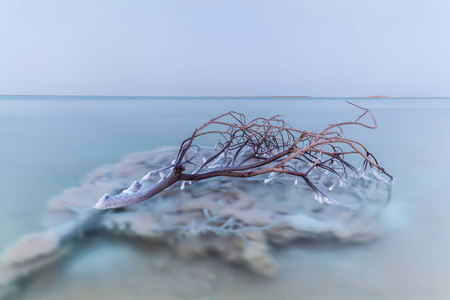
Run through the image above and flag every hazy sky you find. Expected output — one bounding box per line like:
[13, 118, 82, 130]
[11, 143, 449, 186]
[1, 0, 449, 96]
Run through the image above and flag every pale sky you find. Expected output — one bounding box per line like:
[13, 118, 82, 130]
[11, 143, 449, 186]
[1, 0, 449, 97]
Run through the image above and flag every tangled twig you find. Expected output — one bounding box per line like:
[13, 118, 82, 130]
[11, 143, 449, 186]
[95, 102, 392, 210]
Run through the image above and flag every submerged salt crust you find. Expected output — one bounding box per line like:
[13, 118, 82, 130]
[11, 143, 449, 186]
[0, 97, 449, 300]
[0, 145, 390, 299]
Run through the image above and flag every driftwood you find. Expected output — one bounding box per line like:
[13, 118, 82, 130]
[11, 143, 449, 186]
[96, 102, 391, 210]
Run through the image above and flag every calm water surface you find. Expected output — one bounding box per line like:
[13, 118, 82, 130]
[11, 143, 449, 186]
[0, 96, 449, 299]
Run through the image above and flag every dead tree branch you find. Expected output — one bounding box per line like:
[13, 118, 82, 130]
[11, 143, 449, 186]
[95, 102, 392, 210]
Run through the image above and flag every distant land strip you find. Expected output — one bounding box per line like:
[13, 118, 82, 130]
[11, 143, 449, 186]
[1, 94, 449, 98]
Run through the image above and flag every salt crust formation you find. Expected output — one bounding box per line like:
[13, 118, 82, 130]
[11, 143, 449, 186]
[0, 147, 390, 298]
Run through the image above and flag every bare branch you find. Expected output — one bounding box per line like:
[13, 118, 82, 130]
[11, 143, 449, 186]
[94, 104, 392, 210]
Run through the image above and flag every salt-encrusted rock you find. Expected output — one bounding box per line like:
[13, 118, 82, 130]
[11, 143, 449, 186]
[1, 231, 59, 266]
[44, 147, 389, 273]
[0, 146, 390, 297]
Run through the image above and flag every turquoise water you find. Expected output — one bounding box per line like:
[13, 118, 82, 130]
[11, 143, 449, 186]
[1, 96, 450, 299]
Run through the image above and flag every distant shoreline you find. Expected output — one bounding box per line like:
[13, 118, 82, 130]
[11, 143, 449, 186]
[0, 94, 449, 99]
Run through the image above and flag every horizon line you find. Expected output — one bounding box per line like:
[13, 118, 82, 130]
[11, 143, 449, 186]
[1, 94, 449, 98]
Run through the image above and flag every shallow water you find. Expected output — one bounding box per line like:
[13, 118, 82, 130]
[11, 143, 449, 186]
[1, 96, 449, 299]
